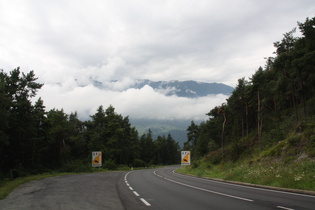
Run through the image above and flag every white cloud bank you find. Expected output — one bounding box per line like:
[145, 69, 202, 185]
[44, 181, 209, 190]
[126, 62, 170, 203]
[38, 82, 227, 121]
[1, 0, 315, 121]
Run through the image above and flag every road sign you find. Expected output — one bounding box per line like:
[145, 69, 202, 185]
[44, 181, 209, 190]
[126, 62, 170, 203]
[181, 151, 191, 165]
[92, 151, 102, 167]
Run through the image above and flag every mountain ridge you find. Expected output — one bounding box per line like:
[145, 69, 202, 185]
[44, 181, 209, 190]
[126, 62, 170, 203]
[90, 79, 234, 98]
[89, 79, 234, 145]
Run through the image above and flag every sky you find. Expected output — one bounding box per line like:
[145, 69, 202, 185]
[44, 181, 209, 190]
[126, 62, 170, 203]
[1, 0, 314, 121]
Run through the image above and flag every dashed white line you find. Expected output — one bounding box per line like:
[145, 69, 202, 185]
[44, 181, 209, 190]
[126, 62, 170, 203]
[133, 191, 140, 196]
[277, 206, 295, 210]
[153, 170, 163, 178]
[140, 198, 151, 206]
[125, 171, 152, 207]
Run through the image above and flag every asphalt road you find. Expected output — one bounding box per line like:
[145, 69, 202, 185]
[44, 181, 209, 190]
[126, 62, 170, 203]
[0, 172, 125, 210]
[1, 166, 314, 209]
[124, 166, 315, 210]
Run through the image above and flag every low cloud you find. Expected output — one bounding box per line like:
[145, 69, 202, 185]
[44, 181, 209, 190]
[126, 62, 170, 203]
[37, 83, 228, 121]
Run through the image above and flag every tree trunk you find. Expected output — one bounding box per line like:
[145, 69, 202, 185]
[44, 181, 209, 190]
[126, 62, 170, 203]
[257, 89, 262, 142]
[245, 100, 249, 136]
[221, 112, 226, 157]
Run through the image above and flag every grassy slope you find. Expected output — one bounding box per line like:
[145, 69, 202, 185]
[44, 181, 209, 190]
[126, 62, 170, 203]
[177, 121, 315, 191]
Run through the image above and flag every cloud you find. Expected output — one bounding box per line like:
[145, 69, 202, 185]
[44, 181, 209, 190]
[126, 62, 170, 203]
[1, 0, 315, 120]
[38, 83, 227, 121]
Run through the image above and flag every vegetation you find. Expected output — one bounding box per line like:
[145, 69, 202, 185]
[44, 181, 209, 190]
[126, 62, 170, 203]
[181, 16, 315, 191]
[0, 68, 180, 179]
[1, 15, 314, 195]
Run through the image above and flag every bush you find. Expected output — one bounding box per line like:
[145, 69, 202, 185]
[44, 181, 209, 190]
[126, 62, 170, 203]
[59, 160, 92, 173]
[103, 160, 117, 170]
[132, 159, 147, 167]
[209, 150, 222, 165]
[191, 160, 200, 169]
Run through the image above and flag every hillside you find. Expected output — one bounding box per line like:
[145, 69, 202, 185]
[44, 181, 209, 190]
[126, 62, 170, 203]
[178, 120, 315, 191]
[178, 17, 315, 191]
[130, 118, 201, 147]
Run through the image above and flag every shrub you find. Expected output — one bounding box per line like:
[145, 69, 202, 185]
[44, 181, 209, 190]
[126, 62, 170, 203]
[103, 160, 117, 170]
[59, 160, 92, 173]
[191, 160, 200, 169]
[132, 159, 147, 167]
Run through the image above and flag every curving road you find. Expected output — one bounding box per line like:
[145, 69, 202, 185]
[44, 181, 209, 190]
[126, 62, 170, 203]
[123, 166, 315, 210]
[0, 166, 314, 209]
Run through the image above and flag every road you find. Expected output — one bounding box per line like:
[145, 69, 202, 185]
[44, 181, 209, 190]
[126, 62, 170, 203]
[0, 172, 125, 210]
[0, 166, 314, 209]
[124, 166, 315, 210]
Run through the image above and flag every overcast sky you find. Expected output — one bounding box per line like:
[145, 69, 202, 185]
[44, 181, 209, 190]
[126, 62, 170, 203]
[1, 0, 314, 121]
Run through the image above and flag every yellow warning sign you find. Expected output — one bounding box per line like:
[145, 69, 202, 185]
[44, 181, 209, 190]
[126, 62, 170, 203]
[181, 151, 191, 165]
[92, 151, 102, 167]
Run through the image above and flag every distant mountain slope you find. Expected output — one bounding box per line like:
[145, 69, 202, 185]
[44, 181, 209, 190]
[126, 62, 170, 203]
[131, 80, 233, 97]
[130, 118, 196, 147]
[91, 79, 234, 97]
[89, 79, 234, 146]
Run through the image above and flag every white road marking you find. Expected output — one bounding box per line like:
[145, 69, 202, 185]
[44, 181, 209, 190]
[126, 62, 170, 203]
[154, 170, 253, 202]
[172, 170, 315, 198]
[140, 198, 151, 206]
[153, 170, 163, 178]
[125, 171, 152, 207]
[133, 191, 140, 196]
[277, 206, 295, 210]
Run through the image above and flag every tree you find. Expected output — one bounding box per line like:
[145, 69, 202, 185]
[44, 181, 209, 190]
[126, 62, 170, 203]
[184, 121, 200, 152]
[87, 105, 138, 165]
[0, 68, 43, 174]
[45, 109, 72, 167]
[139, 129, 155, 164]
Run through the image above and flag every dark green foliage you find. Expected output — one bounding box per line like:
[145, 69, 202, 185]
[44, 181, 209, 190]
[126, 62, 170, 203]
[132, 159, 147, 167]
[183, 16, 315, 163]
[0, 68, 180, 177]
[0, 68, 44, 175]
[103, 160, 117, 170]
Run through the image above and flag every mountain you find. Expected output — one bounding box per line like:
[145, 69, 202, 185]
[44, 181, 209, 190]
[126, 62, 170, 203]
[128, 79, 233, 97]
[92, 79, 233, 97]
[91, 79, 234, 147]
[129, 118, 198, 147]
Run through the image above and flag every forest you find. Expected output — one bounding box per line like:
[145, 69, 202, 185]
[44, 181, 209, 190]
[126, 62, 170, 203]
[183, 17, 315, 162]
[0, 69, 180, 178]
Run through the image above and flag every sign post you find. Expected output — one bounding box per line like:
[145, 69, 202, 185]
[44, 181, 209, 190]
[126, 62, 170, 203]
[92, 151, 102, 168]
[181, 151, 191, 165]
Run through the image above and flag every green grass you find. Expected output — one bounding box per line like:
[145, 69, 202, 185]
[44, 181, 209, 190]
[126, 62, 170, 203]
[177, 122, 315, 192]
[177, 158, 315, 191]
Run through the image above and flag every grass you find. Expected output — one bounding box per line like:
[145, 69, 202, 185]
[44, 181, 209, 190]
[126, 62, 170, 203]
[177, 122, 315, 192]
[177, 158, 315, 191]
